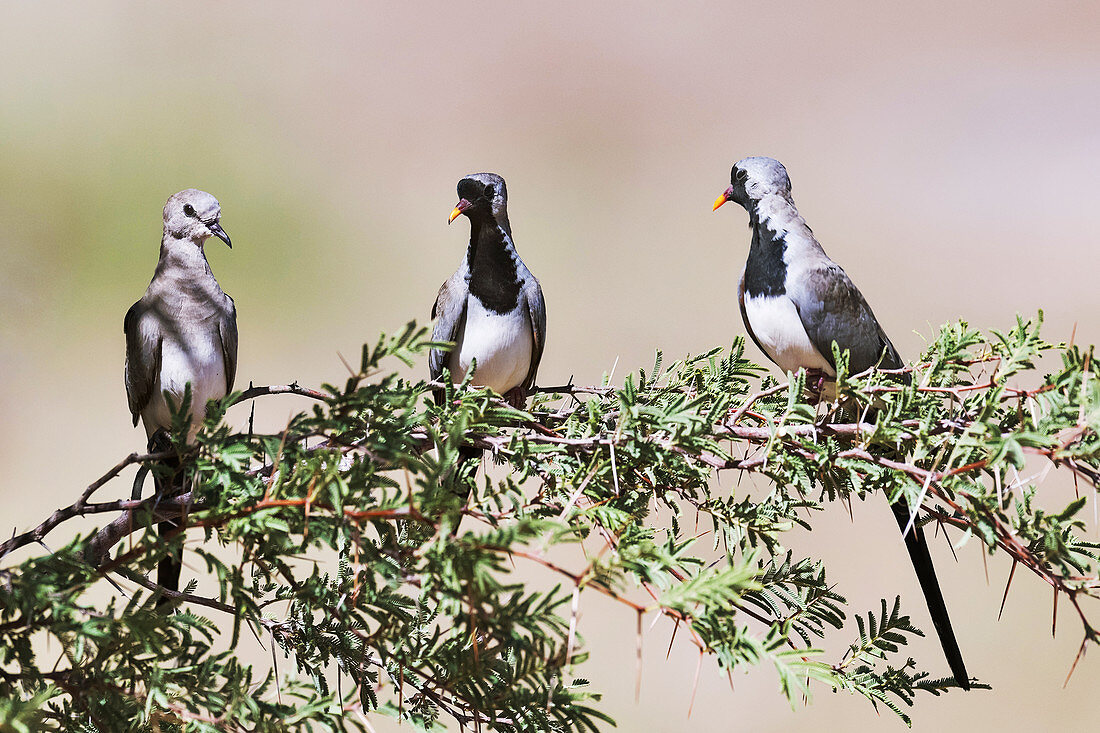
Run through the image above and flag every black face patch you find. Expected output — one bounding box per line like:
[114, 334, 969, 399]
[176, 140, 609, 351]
[457, 178, 484, 202]
[741, 223, 788, 298]
[725, 167, 750, 207]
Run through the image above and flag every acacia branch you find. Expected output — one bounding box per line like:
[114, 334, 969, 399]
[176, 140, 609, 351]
[4, 348, 1099, 728]
[0, 450, 173, 560]
[232, 383, 330, 404]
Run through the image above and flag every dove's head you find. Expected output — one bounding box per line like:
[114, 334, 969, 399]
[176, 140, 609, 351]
[163, 189, 231, 247]
[713, 157, 792, 212]
[449, 173, 508, 224]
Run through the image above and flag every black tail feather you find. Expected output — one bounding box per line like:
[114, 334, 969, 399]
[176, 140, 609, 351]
[854, 369, 970, 690]
[147, 430, 184, 610]
[890, 500, 970, 689]
[156, 519, 183, 608]
[450, 445, 483, 504]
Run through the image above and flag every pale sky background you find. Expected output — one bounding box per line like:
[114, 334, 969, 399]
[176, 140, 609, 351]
[2, 2, 1099, 731]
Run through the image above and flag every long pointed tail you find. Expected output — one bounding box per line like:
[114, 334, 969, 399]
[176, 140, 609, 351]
[890, 500, 970, 689]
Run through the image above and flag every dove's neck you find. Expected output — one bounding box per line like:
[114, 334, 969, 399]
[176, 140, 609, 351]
[466, 215, 522, 315]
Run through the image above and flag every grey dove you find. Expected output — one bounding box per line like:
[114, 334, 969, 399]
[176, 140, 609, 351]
[124, 188, 236, 604]
[713, 157, 970, 689]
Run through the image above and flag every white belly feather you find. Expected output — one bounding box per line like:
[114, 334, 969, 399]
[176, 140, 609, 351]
[743, 294, 834, 376]
[142, 334, 228, 440]
[449, 295, 533, 395]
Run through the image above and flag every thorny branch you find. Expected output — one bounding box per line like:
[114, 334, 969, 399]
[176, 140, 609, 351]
[18, 369, 1100, 649]
[2, 316, 1099, 731]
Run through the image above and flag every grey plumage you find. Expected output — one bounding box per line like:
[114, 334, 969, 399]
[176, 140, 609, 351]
[124, 188, 236, 604]
[430, 173, 545, 408]
[718, 156, 899, 376]
[715, 157, 970, 690]
[428, 265, 467, 389]
[790, 262, 901, 373]
[520, 276, 547, 391]
[125, 189, 237, 441]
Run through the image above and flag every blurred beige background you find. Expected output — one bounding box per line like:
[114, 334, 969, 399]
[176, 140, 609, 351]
[2, 2, 1099, 730]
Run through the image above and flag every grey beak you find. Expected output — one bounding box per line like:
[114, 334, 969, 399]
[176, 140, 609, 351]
[206, 221, 232, 248]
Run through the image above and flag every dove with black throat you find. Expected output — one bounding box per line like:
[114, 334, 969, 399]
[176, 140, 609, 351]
[430, 173, 546, 409]
[713, 157, 970, 689]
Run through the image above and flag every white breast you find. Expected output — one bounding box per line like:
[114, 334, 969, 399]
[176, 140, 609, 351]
[142, 332, 228, 440]
[742, 294, 834, 376]
[448, 295, 533, 395]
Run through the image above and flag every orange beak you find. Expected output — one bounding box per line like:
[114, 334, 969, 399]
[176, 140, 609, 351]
[712, 186, 734, 212]
[448, 199, 470, 224]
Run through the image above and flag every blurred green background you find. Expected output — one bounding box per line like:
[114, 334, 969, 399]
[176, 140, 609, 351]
[2, 2, 1099, 730]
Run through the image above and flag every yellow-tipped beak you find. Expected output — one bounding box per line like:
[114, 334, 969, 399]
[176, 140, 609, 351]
[448, 199, 470, 224]
[712, 192, 730, 211]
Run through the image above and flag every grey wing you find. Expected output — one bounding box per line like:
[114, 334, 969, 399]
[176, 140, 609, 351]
[521, 276, 547, 392]
[737, 269, 777, 368]
[791, 263, 903, 373]
[123, 300, 162, 427]
[219, 294, 238, 394]
[429, 271, 468, 384]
